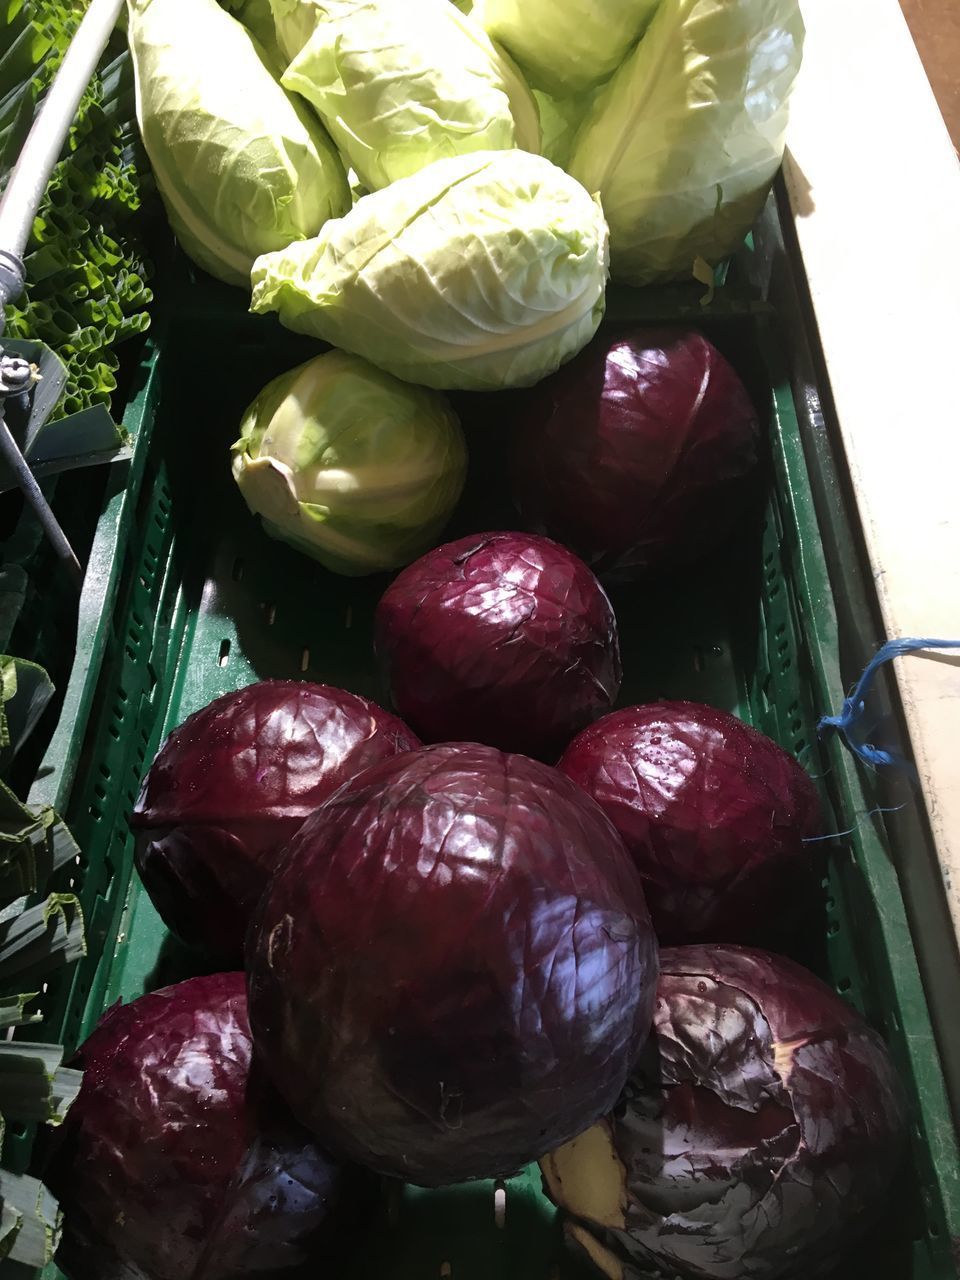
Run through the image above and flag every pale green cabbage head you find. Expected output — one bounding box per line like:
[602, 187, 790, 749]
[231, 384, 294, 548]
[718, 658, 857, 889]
[250, 150, 609, 392]
[276, 0, 540, 191]
[220, 0, 284, 69]
[567, 0, 805, 285]
[232, 351, 467, 575]
[534, 88, 592, 169]
[482, 0, 660, 94]
[127, 0, 349, 287]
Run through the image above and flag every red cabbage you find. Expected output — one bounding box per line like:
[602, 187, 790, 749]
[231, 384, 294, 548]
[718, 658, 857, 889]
[558, 701, 822, 943]
[542, 944, 907, 1280]
[374, 532, 621, 759]
[246, 742, 658, 1187]
[131, 680, 419, 961]
[50, 972, 364, 1280]
[511, 329, 761, 579]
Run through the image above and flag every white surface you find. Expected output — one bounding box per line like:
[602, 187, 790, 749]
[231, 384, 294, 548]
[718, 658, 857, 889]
[785, 2, 960, 925]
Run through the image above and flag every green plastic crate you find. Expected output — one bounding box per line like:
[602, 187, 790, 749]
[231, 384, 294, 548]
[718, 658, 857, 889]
[14, 268, 960, 1278]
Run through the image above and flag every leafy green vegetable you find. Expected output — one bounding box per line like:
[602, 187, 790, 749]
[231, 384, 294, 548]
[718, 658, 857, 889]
[277, 0, 539, 191]
[0, 654, 85, 1269]
[2, 43, 154, 421]
[232, 351, 468, 574]
[127, 0, 349, 287]
[533, 88, 590, 169]
[251, 150, 609, 391]
[0, 894, 86, 994]
[269, 0, 318, 62]
[0, 1039, 82, 1126]
[0, 1169, 60, 1266]
[220, 0, 285, 68]
[0, 655, 54, 772]
[0, 340, 132, 494]
[0, 0, 84, 177]
[567, 0, 805, 285]
[482, 0, 659, 94]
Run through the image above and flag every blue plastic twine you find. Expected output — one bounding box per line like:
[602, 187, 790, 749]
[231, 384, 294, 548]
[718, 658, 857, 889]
[817, 637, 960, 774]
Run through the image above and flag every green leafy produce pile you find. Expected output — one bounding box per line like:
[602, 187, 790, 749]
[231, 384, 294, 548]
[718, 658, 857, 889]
[0, 656, 82, 1271]
[1, 2, 154, 421]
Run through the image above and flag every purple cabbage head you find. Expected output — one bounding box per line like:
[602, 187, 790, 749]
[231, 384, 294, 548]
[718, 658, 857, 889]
[50, 972, 365, 1280]
[246, 742, 658, 1187]
[374, 532, 622, 759]
[131, 680, 420, 961]
[541, 945, 907, 1280]
[558, 701, 822, 943]
[511, 329, 761, 580]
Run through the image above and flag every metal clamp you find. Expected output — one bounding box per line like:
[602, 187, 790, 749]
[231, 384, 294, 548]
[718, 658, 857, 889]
[0, 251, 25, 334]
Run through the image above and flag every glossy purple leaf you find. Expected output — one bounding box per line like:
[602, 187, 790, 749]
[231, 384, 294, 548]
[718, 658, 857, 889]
[131, 680, 420, 961]
[542, 945, 907, 1280]
[511, 329, 761, 580]
[246, 742, 658, 1187]
[558, 701, 822, 943]
[374, 532, 621, 759]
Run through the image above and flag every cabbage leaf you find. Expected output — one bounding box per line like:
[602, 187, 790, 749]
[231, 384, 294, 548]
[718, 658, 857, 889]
[278, 0, 540, 191]
[482, 0, 660, 94]
[232, 351, 468, 574]
[567, 0, 804, 285]
[534, 88, 592, 169]
[250, 150, 609, 391]
[127, 0, 349, 287]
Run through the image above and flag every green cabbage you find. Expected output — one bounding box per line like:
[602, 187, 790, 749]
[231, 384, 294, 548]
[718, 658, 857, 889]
[221, 0, 285, 70]
[534, 89, 591, 169]
[482, 0, 660, 94]
[269, 0, 319, 62]
[231, 351, 467, 574]
[277, 0, 540, 191]
[250, 150, 609, 391]
[567, 0, 805, 285]
[127, 0, 349, 287]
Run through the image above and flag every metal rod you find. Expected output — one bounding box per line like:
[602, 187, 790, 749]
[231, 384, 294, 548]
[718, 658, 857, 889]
[0, 412, 82, 586]
[0, 0, 125, 266]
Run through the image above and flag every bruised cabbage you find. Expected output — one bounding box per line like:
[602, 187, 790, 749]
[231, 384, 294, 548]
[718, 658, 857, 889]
[542, 945, 907, 1280]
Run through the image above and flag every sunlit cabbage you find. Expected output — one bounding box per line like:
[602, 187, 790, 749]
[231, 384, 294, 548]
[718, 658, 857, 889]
[277, 0, 539, 191]
[127, 0, 349, 288]
[346, 167, 368, 205]
[250, 150, 609, 392]
[220, 0, 283, 67]
[534, 89, 589, 168]
[231, 351, 468, 574]
[567, 0, 805, 285]
[482, 0, 659, 94]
